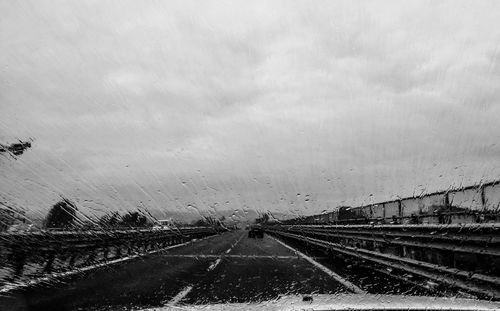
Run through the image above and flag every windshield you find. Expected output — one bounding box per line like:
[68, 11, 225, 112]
[1, 1, 500, 310]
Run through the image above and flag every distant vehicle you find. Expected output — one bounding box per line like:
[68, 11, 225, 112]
[248, 225, 264, 238]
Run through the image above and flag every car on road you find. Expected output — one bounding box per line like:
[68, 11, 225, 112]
[248, 225, 264, 238]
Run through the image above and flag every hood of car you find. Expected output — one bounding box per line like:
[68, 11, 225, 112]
[146, 294, 500, 310]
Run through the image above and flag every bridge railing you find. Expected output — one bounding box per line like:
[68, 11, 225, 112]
[287, 181, 500, 226]
[264, 223, 500, 299]
[0, 226, 221, 287]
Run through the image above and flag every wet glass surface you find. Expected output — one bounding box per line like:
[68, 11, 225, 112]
[1, 1, 500, 310]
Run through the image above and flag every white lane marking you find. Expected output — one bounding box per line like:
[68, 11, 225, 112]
[0, 234, 222, 294]
[167, 232, 244, 306]
[204, 233, 244, 273]
[269, 235, 365, 294]
[207, 258, 222, 271]
[166, 285, 193, 306]
[224, 232, 245, 254]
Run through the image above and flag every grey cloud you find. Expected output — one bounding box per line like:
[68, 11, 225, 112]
[1, 0, 500, 218]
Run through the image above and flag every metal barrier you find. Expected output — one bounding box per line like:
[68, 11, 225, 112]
[264, 224, 500, 299]
[0, 226, 219, 285]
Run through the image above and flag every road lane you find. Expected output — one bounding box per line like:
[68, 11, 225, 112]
[0, 230, 350, 310]
[164, 231, 242, 256]
[0, 232, 238, 311]
[181, 232, 349, 305]
[269, 236, 364, 294]
[165, 231, 245, 306]
[0, 238, 197, 294]
[274, 233, 436, 297]
[229, 231, 298, 256]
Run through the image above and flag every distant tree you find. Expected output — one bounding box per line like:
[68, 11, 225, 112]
[193, 219, 207, 226]
[119, 211, 150, 228]
[255, 213, 269, 224]
[192, 217, 213, 227]
[44, 198, 78, 229]
[0, 140, 32, 157]
[98, 211, 121, 228]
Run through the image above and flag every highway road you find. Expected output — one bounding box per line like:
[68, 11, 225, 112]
[0, 230, 429, 311]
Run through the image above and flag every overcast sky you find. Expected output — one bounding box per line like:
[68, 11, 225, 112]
[1, 0, 500, 221]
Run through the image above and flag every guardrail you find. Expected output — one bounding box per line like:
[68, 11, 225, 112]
[0, 226, 220, 286]
[264, 224, 500, 299]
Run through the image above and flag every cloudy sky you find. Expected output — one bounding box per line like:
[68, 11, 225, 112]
[1, 0, 500, 221]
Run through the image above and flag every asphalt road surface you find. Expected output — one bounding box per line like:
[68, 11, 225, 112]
[1, 230, 361, 311]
